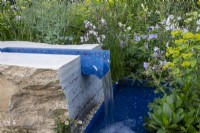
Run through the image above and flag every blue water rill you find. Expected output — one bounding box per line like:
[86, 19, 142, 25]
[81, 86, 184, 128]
[0, 47, 110, 79]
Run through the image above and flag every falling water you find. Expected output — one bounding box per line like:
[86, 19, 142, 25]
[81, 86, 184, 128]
[102, 71, 114, 131]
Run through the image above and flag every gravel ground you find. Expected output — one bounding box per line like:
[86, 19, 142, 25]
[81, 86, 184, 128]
[79, 97, 104, 133]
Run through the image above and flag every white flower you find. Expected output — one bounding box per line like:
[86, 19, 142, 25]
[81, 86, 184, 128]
[147, 11, 152, 16]
[155, 10, 160, 14]
[165, 26, 170, 31]
[155, 24, 160, 30]
[80, 36, 84, 42]
[101, 34, 106, 40]
[127, 26, 131, 31]
[168, 15, 174, 20]
[182, 28, 188, 33]
[84, 36, 89, 42]
[170, 25, 176, 31]
[166, 42, 169, 48]
[141, 3, 145, 9]
[77, 120, 82, 125]
[68, 36, 73, 41]
[118, 22, 123, 27]
[149, 26, 155, 30]
[154, 47, 159, 53]
[15, 16, 22, 21]
[160, 19, 166, 25]
[196, 19, 200, 25]
[196, 26, 200, 32]
[165, 15, 174, 26]
[97, 37, 101, 43]
[64, 121, 69, 126]
[101, 18, 106, 25]
[177, 17, 182, 21]
[89, 30, 98, 36]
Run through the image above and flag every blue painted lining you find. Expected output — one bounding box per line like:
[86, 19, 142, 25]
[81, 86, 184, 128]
[0, 47, 110, 79]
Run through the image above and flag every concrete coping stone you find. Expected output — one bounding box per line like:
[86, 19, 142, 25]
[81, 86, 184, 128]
[0, 52, 80, 70]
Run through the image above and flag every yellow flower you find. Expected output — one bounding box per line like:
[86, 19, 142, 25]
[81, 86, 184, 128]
[194, 33, 200, 41]
[172, 51, 180, 58]
[21, 6, 26, 11]
[174, 39, 186, 44]
[163, 62, 174, 69]
[184, 18, 193, 24]
[171, 30, 183, 37]
[181, 61, 191, 68]
[182, 53, 193, 59]
[166, 47, 180, 58]
[197, 0, 200, 5]
[183, 32, 194, 39]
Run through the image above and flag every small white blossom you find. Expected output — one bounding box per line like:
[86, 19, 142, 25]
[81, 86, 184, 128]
[160, 19, 166, 25]
[197, 19, 200, 25]
[127, 26, 131, 31]
[147, 11, 152, 16]
[177, 17, 182, 21]
[155, 10, 160, 14]
[101, 18, 106, 25]
[64, 121, 69, 126]
[182, 28, 188, 33]
[155, 24, 160, 30]
[118, 22, 123, 27]
[166, 42, 169, 48]
[197, 26, 200, 32]
[77, 120, 82, 125]
[97, 37, 101, 43]
[15, 16, 22, 21]
[154, 47, 159, 53]
[84, 36, 89, 42]
[68, 36, 73, 41]
[80, 36, 84, 42]
[101, 34, 106, 40]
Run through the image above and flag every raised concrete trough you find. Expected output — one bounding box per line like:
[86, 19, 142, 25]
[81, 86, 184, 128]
[0, 41, 105, 133]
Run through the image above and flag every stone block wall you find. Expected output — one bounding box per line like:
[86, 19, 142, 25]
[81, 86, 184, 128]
[0, 42, 104, 133]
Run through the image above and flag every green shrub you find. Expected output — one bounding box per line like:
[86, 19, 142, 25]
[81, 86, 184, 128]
[145, 30, 200, 132]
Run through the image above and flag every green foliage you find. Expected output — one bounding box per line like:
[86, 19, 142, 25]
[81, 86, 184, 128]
[55, 117, 72, 133]
[1, 1, 200, 132]
[52, 109, 83, 133]
[145, 30, 200, 132]
[1, 0, 199, 81]
[145, 82, 200, 133]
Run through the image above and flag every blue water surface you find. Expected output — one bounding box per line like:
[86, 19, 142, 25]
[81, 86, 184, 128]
[85, 79, 157, 133]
